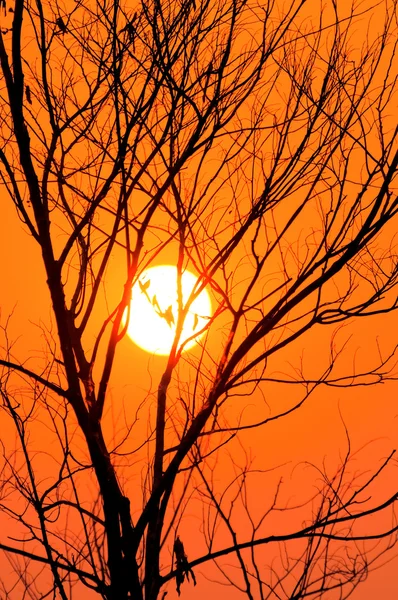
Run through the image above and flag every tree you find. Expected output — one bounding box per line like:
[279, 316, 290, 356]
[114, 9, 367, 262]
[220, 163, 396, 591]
[0, 0, 398, 598]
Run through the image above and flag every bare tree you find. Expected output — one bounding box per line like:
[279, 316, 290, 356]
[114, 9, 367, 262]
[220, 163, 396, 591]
[0, 0, 398, 599]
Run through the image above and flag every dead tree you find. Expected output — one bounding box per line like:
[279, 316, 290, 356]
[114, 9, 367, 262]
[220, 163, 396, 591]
[0, 0, 398, 599]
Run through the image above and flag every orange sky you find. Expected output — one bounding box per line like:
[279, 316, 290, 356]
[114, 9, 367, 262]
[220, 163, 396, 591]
[1, 0, 398, 598]
[2, 197, 398, 596]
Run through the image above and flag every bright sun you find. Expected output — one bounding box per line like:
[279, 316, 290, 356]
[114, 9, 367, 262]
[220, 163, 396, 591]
[125, 265, 212, 355]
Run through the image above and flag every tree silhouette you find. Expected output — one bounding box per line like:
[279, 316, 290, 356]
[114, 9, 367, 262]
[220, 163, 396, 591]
[0, 0, 398, 599]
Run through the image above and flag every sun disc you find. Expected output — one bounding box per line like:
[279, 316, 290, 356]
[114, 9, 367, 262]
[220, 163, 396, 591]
[125, 266, 212, 355]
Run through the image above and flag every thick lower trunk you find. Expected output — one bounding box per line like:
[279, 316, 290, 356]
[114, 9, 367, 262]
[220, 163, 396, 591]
[85, 425, 143, 600]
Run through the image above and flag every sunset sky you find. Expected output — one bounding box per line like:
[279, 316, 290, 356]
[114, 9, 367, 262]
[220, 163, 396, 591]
[1, 0, 398, 599]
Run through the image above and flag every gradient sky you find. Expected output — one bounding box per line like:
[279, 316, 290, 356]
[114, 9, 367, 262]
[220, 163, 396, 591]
[1, 0, 398, 599]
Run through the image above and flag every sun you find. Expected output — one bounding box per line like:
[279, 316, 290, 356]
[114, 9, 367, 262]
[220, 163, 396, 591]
[125, 265, 212, 355]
